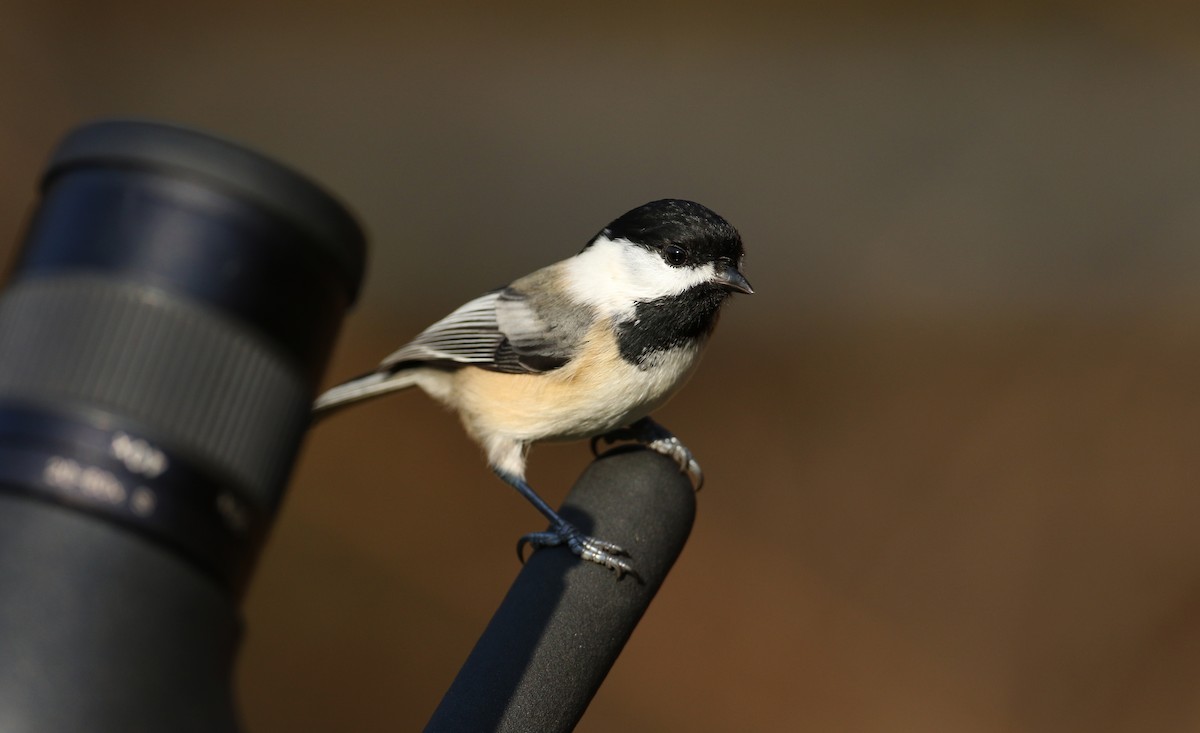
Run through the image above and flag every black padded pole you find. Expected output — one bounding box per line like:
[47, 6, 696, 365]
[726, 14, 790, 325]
[425, 446, 697, 733]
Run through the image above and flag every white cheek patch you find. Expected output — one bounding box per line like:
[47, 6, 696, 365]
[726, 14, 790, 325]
[564, 236, 716, 317]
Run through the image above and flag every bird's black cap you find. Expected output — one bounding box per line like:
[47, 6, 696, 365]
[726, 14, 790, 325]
[593, 198, 743, 266]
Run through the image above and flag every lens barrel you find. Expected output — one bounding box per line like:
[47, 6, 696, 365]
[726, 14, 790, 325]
[0, 119, 365, 592]
[0, 120, 365, 733]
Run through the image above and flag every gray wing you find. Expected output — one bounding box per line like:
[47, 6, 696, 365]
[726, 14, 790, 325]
[380, 284, 584, 374]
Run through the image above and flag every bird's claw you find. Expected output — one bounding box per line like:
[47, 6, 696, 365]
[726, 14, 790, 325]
[592, 418, 704, 490]
[517, 521, 639, 580]
[589, 433, 608, 457]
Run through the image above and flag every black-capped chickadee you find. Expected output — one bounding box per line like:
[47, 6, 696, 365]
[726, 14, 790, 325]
[313, 199, 752, 577]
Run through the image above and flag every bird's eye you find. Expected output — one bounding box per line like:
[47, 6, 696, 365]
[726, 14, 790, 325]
[663, 244, 688, 266]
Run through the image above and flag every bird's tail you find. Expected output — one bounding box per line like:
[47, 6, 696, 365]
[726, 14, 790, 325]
[312, 368, 421, 421]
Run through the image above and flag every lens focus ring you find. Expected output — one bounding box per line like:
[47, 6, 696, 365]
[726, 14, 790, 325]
[0, 275, 309, 507]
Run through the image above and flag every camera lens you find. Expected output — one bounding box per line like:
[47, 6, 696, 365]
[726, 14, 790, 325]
[0, 119, 366, 592]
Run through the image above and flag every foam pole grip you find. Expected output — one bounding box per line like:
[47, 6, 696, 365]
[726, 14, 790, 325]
[425, 446, 697, 733]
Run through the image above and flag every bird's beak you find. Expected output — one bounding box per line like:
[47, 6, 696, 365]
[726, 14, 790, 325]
[713, 263, 754, 294]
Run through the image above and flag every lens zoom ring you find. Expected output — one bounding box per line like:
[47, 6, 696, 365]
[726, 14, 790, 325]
[0, 276, 309, 505]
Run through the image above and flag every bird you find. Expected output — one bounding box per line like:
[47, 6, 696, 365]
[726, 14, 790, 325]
[312, 199, 752, 577]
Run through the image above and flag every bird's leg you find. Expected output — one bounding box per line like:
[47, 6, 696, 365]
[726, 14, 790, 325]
[493, 469, 637, 579]
[590, 416, 704, 490]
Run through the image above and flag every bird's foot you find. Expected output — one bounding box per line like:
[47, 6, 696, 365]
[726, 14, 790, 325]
[590, 417, 704, 490]
[518, 520, 639, 580]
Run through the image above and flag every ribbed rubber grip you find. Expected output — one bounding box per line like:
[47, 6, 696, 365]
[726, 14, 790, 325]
[0, 275, 308, 506]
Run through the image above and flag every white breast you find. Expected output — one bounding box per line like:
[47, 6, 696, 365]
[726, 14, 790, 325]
[446, 321, 708, 445]
[549, 339, 706, 441]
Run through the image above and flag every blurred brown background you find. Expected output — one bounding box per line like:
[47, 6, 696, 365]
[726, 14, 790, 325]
[5, 1, 1200, 730]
